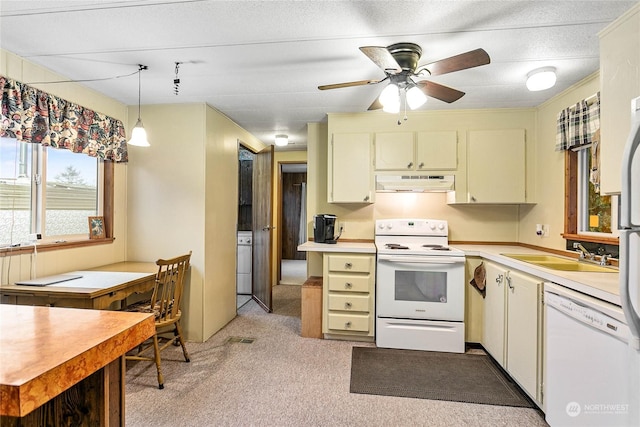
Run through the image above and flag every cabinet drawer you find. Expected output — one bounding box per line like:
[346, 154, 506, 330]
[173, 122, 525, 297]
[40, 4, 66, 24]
[327, 313, 370, 332]
[327, 255, 372, 273]
[327, 294, 370, 312]
[327, 274, 371, 293]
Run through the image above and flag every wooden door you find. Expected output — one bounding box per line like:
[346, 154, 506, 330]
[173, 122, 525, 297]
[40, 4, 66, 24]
[281, 172, 307, 260]
[252, 146, 274, 312]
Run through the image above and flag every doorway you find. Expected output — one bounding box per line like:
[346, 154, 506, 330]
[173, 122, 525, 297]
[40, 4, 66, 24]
[278, 163, 307, 286]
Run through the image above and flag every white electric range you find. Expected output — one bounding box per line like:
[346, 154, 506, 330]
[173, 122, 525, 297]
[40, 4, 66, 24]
[375, 218, 466, 353]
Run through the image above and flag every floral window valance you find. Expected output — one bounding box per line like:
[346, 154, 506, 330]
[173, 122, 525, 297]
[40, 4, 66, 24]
[0, 76, 128, 162]
[555, 92, 600, 151]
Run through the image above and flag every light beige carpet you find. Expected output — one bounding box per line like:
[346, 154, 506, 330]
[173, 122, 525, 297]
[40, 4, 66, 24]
[125, 285, 548, 427]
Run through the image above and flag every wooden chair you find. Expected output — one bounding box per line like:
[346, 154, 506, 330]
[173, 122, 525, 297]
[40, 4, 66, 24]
[126, 251, 192, 389]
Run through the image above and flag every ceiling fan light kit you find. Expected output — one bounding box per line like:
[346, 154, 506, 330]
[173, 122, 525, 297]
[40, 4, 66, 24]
[318, 42, 491, 118]
[275, 134, 289, 146]
[526, 67, 557, 91]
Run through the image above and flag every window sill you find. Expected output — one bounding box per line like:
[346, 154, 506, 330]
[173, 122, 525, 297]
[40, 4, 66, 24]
[0, 238, 115, 257]
[561, 233, 619, 246]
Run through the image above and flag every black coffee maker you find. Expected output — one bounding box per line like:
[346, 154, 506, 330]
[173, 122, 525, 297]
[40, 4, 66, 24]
[314, 214, 339, 244]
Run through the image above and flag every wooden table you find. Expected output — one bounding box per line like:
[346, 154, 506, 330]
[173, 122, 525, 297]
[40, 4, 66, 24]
[0, 261, 157, 310]
[0, 305, 155, 426]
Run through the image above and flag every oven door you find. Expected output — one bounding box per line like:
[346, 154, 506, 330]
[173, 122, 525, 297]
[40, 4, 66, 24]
[376, 254, 465, 321]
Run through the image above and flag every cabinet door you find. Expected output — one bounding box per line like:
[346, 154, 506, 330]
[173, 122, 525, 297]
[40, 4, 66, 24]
[483, 261, 506, 367]
[506, 270, 540, 399]
[416, 131, 458, 170]
[374, 132, 414, 170]
[599, 5, 640, 194]
[329, 133, 374, 203]
[467, 129, 526, 203]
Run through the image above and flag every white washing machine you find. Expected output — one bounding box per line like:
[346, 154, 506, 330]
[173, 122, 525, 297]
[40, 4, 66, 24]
[237, 231, 252, 294]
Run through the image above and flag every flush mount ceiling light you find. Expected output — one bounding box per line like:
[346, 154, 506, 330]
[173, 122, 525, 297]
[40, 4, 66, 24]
[526, 67, 557, 92]
[128, 64, 150, 147]
[275, 134, 288, 147]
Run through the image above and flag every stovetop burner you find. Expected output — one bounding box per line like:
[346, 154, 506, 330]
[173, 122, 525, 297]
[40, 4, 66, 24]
[385, 243, 409, 250]
[421, 244, 451, 251]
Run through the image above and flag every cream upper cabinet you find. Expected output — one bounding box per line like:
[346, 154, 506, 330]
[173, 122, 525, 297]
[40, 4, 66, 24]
[374, 132, 414, 170]
[467, 129, 526, 203]
[599, 3, 640, 194]
[328, 132, 374, 204]
[375, 131, 458, 171]
[416, 131, 458, 170]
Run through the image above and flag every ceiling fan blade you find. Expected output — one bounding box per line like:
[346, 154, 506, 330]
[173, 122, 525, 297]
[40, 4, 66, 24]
[318, 79, 380, 90]
[421, 48, 490, 77]
[417, 81, 465, 103]
[359, 46, 402, 73]
[368, 97, 383, 111]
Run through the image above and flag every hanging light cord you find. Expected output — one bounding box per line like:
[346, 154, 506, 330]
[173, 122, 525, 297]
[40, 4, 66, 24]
[136, 64, 148, 119]
[174, 62, 182, 95]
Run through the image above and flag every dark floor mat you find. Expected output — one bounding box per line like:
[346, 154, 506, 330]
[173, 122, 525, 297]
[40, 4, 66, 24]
[350, 347, 533, 407]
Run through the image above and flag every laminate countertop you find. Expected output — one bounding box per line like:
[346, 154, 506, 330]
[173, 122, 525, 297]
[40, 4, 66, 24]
[0, 305, 155, 417]
[453, 244, 621, 306]
[297, 241, 376, 253]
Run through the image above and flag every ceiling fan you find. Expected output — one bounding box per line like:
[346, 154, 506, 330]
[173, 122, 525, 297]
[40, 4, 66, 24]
[318, 43, 490, 112]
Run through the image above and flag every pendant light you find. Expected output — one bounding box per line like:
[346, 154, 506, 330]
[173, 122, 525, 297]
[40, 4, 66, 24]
[128, 64, 150, 147]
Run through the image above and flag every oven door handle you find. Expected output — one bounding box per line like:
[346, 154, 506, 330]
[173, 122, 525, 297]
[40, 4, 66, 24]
[378, 255, 464, 264]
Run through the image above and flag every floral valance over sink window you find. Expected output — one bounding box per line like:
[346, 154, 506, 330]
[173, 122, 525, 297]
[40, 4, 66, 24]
[0, 76, 128, 162]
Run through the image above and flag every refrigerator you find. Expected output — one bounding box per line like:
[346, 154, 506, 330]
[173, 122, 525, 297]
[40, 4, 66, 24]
[620, 95, 640, 426]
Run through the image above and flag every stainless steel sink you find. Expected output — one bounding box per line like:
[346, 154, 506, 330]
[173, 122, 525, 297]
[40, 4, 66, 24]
[501, 253, 617, 273]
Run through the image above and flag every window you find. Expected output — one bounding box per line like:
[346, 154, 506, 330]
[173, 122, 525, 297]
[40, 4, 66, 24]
[0, 137, 106, 246]
[577, 146, 616, 234]
[564, 148, 619, 247]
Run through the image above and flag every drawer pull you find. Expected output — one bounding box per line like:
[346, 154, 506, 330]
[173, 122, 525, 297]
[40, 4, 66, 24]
[345, 321, 352, 328]
[345, 282, 353, 289]
[345, 262, 352, 269]
[345, 302, 352, 309]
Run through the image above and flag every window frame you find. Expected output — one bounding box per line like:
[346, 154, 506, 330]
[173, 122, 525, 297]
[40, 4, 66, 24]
[0, 142, 114, 256]
[563, 149, 619, 245]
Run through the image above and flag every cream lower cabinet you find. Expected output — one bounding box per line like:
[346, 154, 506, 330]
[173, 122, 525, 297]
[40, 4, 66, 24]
[322, 253, 375, 340]
[328, 133, 374, 203]
[482, 260, 543, 405]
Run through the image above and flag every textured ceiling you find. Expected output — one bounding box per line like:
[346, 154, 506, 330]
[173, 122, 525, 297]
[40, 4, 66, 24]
[1, 0, 637, 150]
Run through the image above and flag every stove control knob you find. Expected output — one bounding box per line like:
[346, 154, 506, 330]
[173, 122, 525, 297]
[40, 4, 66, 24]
[437, 223, 445, 230]
[386, 223, 393, 230]
[429, 223, 436, 230]
[378, 223, 385, 229]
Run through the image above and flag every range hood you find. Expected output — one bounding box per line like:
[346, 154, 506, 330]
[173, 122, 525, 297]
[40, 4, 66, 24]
[375, 175, 454, 192]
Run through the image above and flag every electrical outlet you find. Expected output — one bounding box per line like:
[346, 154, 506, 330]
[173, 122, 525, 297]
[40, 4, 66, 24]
[339, 221, 346, 233]
[543, 224, 550, 237]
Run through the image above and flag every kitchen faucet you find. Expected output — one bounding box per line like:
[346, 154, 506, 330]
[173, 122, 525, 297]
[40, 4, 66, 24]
[573, 242, 595, 260]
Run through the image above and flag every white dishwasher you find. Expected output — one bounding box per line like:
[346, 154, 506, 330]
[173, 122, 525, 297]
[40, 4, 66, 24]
[544, 282, 639, 427]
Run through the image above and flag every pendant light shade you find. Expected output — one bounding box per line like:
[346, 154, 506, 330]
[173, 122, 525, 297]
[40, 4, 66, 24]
[128, 64, 150, 147]
[128, 118, 150, 147]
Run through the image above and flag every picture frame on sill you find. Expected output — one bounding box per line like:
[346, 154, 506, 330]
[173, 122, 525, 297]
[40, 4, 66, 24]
[88, 216, 106, 239]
